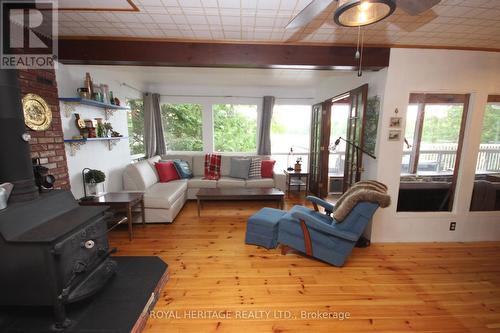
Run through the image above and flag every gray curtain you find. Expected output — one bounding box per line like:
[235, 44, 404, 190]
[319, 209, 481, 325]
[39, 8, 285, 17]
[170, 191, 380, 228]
[258, 96, 275, 155]
[144, 93, 166, 158]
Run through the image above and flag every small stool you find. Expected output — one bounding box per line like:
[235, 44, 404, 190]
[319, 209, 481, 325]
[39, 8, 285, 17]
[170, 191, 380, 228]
[245, 207, 286, 249]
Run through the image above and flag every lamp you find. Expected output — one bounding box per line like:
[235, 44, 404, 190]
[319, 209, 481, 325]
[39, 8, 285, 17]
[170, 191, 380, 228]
[287, 147, 294, 171]
[81, 168, 95, 201]
[330, 137, 376, 159]
[333, 0, 396, 27]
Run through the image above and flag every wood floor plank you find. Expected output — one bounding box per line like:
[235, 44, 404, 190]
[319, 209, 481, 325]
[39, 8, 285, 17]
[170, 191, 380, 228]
[108, 194, 500, 333]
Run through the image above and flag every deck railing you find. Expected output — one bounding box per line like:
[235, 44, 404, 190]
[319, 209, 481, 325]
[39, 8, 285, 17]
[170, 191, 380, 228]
[272, 144, 500, 176]
[402, 143, 500, 173]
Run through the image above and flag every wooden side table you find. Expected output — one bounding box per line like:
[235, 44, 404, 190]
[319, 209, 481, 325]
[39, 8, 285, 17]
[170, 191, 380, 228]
[79, 192, 145, 241]
[284, 169, 309, 195]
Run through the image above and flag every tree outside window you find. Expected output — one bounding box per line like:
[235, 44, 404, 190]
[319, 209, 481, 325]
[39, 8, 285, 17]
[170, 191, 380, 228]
[161, 103, 203, 151]
[127, 99, 145, 156]
[213, 104, 257, 152]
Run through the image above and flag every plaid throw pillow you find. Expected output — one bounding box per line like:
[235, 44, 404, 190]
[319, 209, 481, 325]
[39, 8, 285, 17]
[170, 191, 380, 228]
[248, 157, 262, 179]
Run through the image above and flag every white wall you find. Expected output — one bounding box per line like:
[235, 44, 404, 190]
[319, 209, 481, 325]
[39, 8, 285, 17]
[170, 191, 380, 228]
[371, 49, 500, 242]
[55, 63, 142, 199]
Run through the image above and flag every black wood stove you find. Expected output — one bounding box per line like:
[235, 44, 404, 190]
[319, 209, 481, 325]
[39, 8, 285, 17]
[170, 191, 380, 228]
[0, 70, 117, 330]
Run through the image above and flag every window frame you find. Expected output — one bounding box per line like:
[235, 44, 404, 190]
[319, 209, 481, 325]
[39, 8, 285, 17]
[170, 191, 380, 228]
[404, 93, 471, 210]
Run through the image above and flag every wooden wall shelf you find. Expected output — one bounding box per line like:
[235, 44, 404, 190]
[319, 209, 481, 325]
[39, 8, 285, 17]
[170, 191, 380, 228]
[59, 97, 129, 119]
[64, 137, 128, 156]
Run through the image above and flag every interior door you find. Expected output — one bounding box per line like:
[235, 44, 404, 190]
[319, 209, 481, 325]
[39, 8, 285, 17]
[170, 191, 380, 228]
[343, 84, 368, 192]
[308, 102, 331, 197]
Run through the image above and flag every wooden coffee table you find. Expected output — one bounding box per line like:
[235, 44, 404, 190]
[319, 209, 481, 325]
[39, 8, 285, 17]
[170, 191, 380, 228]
[79, 192, 145, 241]
[196, 188, 285, 217]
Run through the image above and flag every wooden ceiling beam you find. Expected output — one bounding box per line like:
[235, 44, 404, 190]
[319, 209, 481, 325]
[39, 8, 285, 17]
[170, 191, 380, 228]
[58, 39, 390, 70]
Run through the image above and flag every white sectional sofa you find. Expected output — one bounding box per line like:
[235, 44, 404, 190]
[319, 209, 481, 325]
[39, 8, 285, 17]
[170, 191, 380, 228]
[123, 154, 286, 223]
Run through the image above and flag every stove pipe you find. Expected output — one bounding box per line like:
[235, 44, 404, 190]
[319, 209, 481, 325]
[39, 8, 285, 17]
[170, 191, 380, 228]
[0, 69, 39, 202]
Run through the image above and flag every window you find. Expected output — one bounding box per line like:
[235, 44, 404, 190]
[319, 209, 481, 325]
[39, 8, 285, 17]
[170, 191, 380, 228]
[329, 103, 350, 176]
[398, 93, 469, 212]
[161, 103, 203, 151]
[213, 104, 257, 152]
[271, 105, 311, 170]
[470, 95, 500, 211]
[127, 98, 145, 156]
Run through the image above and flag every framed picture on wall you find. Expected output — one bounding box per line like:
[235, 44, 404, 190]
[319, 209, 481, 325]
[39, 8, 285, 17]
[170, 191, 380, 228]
[388, 130, 401, 141]
[389, 117, 402, 128]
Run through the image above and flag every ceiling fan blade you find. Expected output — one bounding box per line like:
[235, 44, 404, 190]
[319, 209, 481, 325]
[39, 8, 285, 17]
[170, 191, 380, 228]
[396, 0, 441, 16]
[285, 0, 334, 30]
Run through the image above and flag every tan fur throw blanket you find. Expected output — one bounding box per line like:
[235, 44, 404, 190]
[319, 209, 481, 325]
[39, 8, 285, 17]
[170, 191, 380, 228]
[334, 180, 387, 209]
[333, 181, 391, 222]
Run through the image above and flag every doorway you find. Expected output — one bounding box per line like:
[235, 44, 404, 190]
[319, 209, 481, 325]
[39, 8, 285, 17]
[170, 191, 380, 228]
[308, 84, 369, 197]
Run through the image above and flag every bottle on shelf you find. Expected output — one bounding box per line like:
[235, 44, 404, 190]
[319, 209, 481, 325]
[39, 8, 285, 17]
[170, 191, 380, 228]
[84, 73, 94, 97]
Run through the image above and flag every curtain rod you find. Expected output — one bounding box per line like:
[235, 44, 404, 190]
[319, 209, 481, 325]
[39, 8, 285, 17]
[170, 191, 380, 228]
[121, 82, 315, 100]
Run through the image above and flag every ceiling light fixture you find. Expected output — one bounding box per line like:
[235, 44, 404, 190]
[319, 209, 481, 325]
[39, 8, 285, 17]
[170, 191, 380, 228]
[333, 0, 396, 27]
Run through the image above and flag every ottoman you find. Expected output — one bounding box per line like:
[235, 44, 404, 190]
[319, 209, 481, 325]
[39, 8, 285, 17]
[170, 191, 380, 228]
[245, 207, 286, 249]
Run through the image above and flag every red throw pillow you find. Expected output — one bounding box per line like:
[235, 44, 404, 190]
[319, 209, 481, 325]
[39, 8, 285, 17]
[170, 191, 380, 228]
[261, 160, 276, 178]
[155, 162, 180, 183]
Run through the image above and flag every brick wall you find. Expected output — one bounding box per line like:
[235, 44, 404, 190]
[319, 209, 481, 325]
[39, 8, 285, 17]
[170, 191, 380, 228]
[17, 68, 70, 190]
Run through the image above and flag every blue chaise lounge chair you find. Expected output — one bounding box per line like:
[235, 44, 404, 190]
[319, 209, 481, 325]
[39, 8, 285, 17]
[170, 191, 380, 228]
[278, 181, 390, 266]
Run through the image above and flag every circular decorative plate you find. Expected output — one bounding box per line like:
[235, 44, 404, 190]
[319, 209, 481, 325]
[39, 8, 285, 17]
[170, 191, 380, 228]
[22, 94, 52, 131]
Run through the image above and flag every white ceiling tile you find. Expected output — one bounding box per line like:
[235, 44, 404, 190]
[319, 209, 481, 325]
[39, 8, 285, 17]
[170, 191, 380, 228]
[241, 15, 256, 26]
[144, 6, 169, 13]
[56, 0, 500, 49]
[161, 0, 178, 6]
[150, 14, 173, 23]
[220, 0, 241, 9]
[206, 15, 221, 25]
[221, 16, 241, 25]
[279, 0, 298, 11]
[224, 31, 242, 39]
[186, 15, 208, 24]
[182, 8, 205, 15]
[241, 0, 258, 9]
[202, 0, 218, 7]
[171, 15, 188, 24]
[180, 0, 203, 7]
[255, 17, 275, 27]
[220, 9, 241, 16]
[139, 0, 164, 6]
[257, 0, 280, 10]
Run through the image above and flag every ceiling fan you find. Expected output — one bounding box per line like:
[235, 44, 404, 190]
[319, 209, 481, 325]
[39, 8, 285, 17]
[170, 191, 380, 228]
[286, 0, 441, 29]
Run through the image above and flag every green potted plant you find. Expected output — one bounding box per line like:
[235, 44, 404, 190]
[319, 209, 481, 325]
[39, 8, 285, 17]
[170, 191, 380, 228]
[84, 169, 106, 196]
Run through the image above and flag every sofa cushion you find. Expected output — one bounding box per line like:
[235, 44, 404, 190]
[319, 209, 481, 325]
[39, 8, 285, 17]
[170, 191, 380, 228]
[162, 154, 193, 167]
[187, 177, 217, 189]
[192, 155, 205, 177]
[220, 155, 234, 177]
[144, 180, 187, 209]
[217, 177, 246, 188]
[248, 157, 262, 179]
[172, 159, 193, 179]
[155, 161, 180, 183]
[246, 178, 274, 188]
[229, 157, 251, 179]
[261, 159, 276, 178]
[147, 155, 162, 178]
[124, 159, 160, 190]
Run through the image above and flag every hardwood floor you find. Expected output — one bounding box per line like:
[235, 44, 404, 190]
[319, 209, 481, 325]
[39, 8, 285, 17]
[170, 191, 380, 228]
[109, 194, 500, 333]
